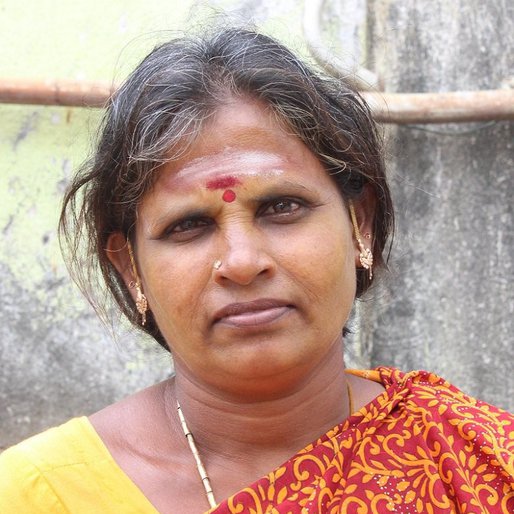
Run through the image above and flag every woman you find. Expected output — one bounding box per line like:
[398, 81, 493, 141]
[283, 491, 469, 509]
[1, 27, 512, 513]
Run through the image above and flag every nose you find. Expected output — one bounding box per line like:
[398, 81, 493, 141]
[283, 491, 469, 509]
[213, 224, 275, 286]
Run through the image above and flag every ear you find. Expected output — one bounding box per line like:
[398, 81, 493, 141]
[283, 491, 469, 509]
[349, 185, 376, 264]
[106, 232, 134, 290]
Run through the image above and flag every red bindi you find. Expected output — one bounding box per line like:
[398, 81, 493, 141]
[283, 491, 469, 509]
[206, 176, 241, 190]
[222, 189, 236, 202]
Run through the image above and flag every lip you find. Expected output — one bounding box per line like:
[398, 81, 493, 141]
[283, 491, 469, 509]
[213, 299, 294, 328]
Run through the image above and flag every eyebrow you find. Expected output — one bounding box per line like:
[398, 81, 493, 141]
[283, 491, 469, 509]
[252, 181, 314, 201]
[150, 180, 316, 228]
[151, 207, 211, 231]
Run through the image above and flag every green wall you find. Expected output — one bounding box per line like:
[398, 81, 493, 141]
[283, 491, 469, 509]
[0, 0, 305, 294]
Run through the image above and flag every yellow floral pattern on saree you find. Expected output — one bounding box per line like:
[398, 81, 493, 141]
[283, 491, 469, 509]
[211, 368, 514, 513]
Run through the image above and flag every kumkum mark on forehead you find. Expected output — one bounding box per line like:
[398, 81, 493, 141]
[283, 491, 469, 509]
[222, 189, 237, 202]
[206, 175, 242, 190]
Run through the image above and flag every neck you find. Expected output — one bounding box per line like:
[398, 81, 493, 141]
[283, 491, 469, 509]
[168, 341, 350, 464]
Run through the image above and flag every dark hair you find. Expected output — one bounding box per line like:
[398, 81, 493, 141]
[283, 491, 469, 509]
[60, 27, 394, 351]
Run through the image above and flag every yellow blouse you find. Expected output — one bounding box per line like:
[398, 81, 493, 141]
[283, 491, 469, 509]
[0, 416, 159, 513]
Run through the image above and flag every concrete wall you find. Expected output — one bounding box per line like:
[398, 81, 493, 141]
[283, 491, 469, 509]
[1, 0, 512, 448]
[357, 0, 514, 408]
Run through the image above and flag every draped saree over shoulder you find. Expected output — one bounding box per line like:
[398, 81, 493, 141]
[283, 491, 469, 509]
[210, 368, 514, 513]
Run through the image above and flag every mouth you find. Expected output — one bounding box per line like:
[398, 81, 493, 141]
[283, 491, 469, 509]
[213, 299, 294, 328]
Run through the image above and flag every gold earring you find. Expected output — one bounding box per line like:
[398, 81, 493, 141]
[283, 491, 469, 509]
[127, 240, 148, 326]
[349, 201, 373, 280]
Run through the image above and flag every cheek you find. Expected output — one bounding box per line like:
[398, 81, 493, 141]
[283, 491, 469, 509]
[313, 237, 356, 330]
[140, 251, 208, 325]
[301, 219, 354, 271]
[318, 238, 355, 297]
[278, 223, 355, 301]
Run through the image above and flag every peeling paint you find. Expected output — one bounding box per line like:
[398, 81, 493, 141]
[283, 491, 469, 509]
[2, 215, 14, 235]
[13, 112, 39, 150]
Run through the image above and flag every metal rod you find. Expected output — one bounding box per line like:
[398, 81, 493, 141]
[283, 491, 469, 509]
[364, 89, 514, 124]
[0, 78, 513, 124]
[0, 78, 113, 108]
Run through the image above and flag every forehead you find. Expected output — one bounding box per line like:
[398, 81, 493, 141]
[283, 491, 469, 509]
[155, 98, 328, 191]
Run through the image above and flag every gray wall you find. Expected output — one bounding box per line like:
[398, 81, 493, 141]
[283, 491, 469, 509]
[1, 0, 512, 449]
[354, 0, 513, 407]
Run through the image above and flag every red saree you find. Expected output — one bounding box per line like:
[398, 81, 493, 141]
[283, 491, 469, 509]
[210, 368, 514, 513]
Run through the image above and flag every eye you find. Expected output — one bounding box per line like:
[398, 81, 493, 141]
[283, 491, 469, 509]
[259, 197, 307, 220]
[172, 218, 210, 232]
[163, 217, 213, 242]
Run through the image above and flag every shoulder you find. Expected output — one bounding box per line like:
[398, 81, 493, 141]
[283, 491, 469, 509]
[0, 417, 91, 513]
[377, 367, 514, 478]
[342, 368, 514, 511]
[88, 379, 175, 455]
[376, 366, 514, 431]
[0, 415, 159, 513]
[349, 366, 514, 435]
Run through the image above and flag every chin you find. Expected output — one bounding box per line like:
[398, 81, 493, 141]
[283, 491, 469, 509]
[208, 345, 327, 398]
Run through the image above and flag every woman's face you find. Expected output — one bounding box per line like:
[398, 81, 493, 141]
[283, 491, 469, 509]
[117, 98, 362, 397]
